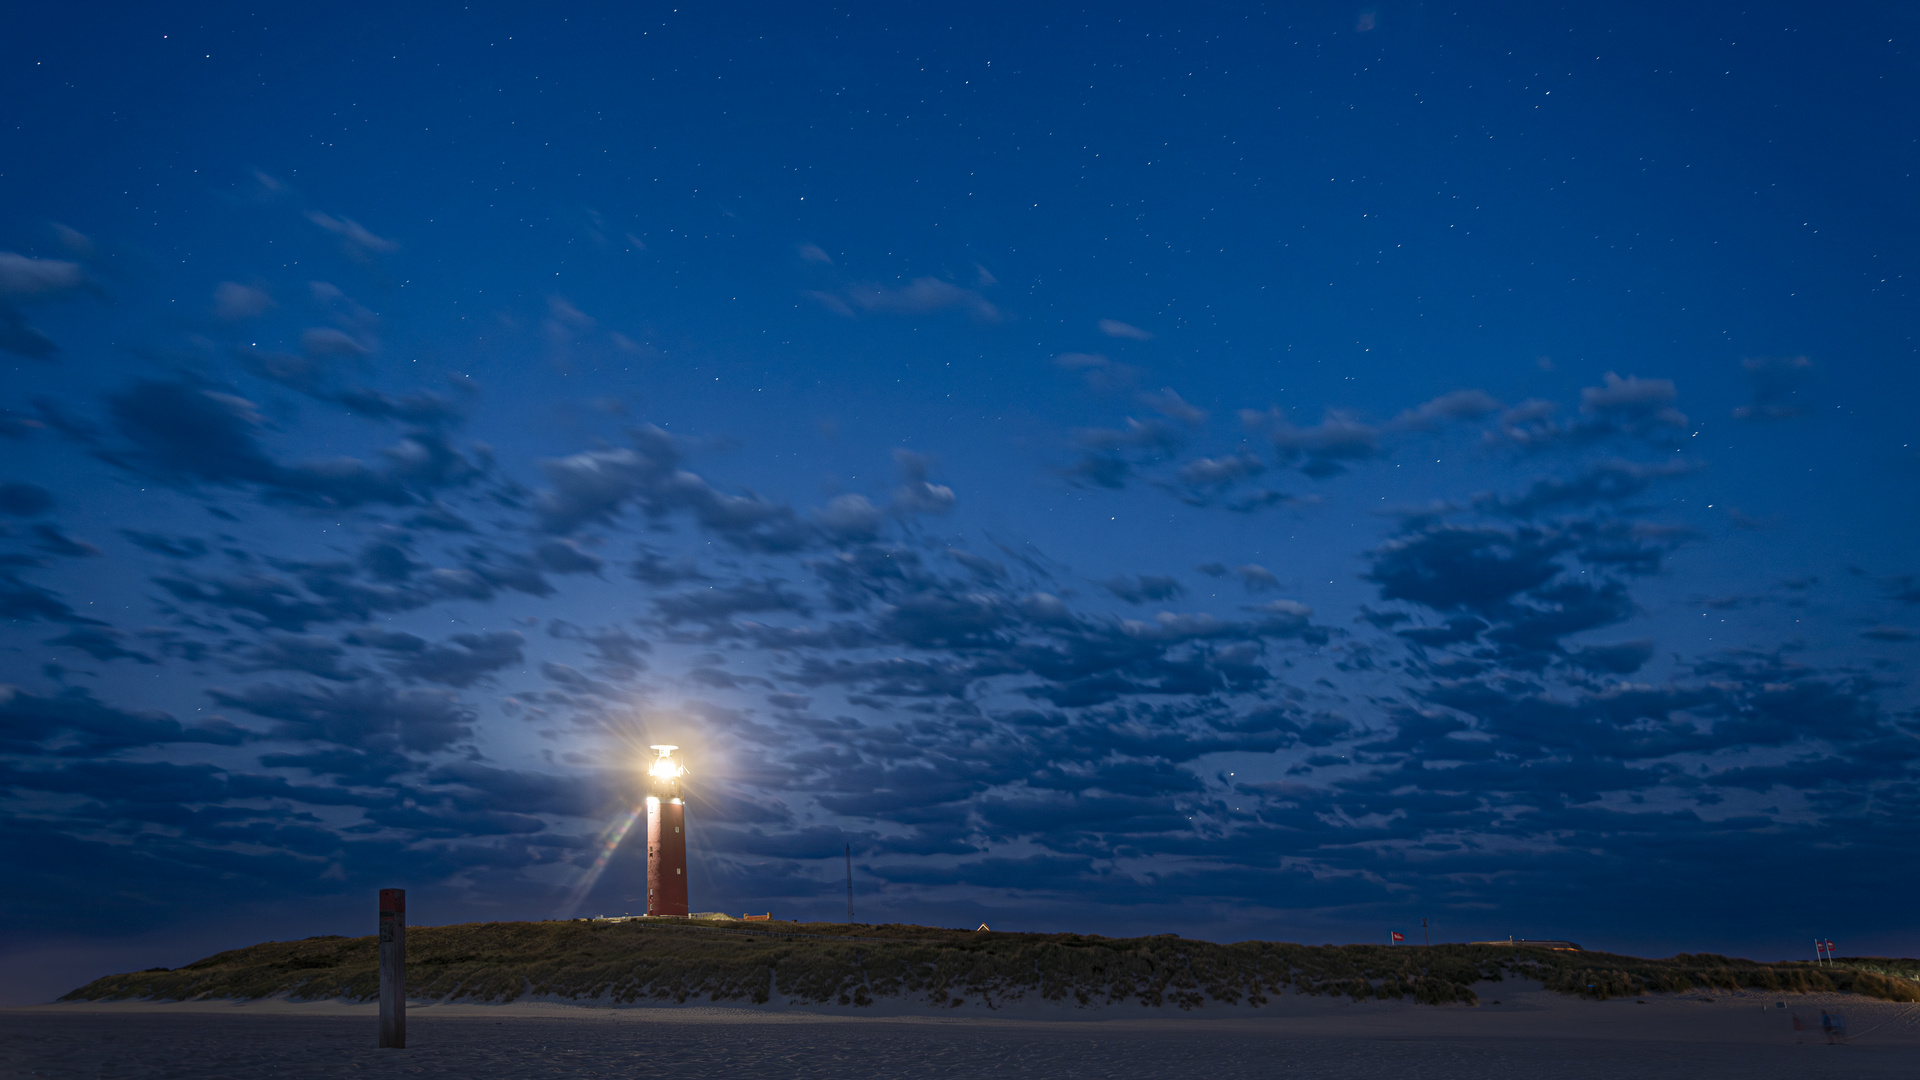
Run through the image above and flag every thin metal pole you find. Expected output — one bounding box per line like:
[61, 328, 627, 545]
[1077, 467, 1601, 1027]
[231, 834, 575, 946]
[378, 888, 406, 1049]
[1423, 918, 1429, 947]
[845, 844, 854, 922]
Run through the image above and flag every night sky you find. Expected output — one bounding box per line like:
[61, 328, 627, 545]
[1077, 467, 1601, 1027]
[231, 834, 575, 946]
[3, 2, 1917, 1004]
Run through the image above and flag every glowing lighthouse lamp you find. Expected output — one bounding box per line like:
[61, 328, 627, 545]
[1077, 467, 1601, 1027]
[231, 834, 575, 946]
[645, 745, 689, 917]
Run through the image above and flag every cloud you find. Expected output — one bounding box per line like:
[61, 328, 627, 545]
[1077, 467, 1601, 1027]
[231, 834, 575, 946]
[798, 243, 833, 264]
[889, 450, 955, 516]
[1367, 525, 1571, 612]
[1054, 352, 1109, 370]
[546, 295, 595, 330]
[209, 679, 473, 752]
[1575, 372, 1688, 439]
[0, 305, 59, 358]
[1062, 416, 1191, 493]
[236, 633, 363, 681]
[1100, 575, 1184, 604]
[654, 580, 808, 625]
[212, 282, 275, 321]
[153, 569, 372, 632]
[119, 531, 209, 559]
[1393, 389, 1502, 429]
[1236, 564, 1280, 592]
[1568, 638, 1657, 674]
[0, 483, 53, 517]
[1488, 399, 1559, 446]
[1251, 409, 1380, 477]
[1072, 418, 1184, 456]
[1395, 614, 1488, 647]
[750, 548, 1333, 715]
[1176, 453, 1263, 489]
[801, 290, 854, 317]
[0, 685, 245, 756]
[45, 626, 156, 665]
[0, 407, 45, 439]
[30, 525, 101, 557]
[0, 256, 87, 358]
[299, 327, 368, 357]
[1099, 385, 1515, 504]
[1137, 388, 1206, 427]
[537, 660, 624, 700]
[819, 277, 1000, 322]
[100, 379, 484, 508]
[1362, 498, 1691, 671]
[631, 546, 706, 586]
[947, 548, 1007, 583]
[1063, 454, 1132, 489]
[533, 426, 809, 550]
[0, 253, 86, 298]
[6, 204, 1913, 963]
[150, 542, 563, 633]
[1053, 351, 1143, 394]
[105, 381, 279, 485]
[1581, 372, 1679, 414]
[306, 211, 399, 255]
[1483, 459, 1698, 518]
[357, 630, 528, 687]
[547, 621, 651, 675]
[0, 567, 98, 624]
[1487, 374, 1690, 451]
[815, 494, 883, 541]
[1098, 319, 1153, 340]
[533, 539, 604, 576]
[239, 347, 468, 428]
[51, 224, 95, 258]
[421, 760, 607, 818]
[1247, 598, 1314, 632]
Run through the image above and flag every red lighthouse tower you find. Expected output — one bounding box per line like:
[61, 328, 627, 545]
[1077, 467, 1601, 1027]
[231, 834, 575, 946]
[645, 745, 688, 917]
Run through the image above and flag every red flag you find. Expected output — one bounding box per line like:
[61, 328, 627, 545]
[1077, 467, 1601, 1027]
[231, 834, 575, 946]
[1391, 931, 1405, 942]
[1826, 940, 1836, 951]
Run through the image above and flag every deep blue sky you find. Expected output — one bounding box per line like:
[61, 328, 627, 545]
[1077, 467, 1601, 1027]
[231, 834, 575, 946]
[2, 1, 1917, 1003]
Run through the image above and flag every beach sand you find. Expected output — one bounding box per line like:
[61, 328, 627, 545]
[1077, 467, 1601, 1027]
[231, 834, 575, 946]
[6, 983, 1915, 1078]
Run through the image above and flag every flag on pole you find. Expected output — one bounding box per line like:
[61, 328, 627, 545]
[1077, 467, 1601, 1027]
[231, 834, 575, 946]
[1391, 931, 1405, 943]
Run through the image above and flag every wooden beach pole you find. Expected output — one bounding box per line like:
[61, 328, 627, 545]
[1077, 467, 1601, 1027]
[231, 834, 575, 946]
[378, 888, 406, 1049]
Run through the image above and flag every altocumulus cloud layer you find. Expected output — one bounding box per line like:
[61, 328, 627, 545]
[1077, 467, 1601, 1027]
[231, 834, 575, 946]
[3, 7, 1919, 985]
[2, 204, 1915, 970]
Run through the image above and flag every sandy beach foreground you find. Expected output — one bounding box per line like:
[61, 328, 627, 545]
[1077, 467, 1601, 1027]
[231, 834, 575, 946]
[6, 984, 1916, 1079]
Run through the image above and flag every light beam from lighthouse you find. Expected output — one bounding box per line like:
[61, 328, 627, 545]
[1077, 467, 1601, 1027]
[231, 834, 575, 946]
[645, 745, 689, 917]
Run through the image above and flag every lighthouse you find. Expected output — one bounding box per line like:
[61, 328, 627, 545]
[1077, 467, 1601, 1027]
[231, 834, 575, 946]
[645, 745, 689, 917]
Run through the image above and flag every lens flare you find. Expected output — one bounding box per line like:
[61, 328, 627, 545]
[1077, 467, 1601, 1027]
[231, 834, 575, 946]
[559, 803, 644, 916]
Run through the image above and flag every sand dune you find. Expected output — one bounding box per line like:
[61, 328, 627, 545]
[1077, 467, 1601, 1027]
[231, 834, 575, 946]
[7, 983, 1916, 1079]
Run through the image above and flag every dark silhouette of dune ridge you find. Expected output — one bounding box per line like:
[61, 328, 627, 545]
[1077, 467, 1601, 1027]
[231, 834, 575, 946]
[63, 920, 1920, 1010]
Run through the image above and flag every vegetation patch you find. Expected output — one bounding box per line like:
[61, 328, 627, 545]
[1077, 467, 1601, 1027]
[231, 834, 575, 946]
[63, 921, 1920, 1010]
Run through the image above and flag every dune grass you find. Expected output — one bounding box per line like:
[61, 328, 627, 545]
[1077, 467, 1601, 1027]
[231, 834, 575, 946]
[62, 919, 1920, 1010]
